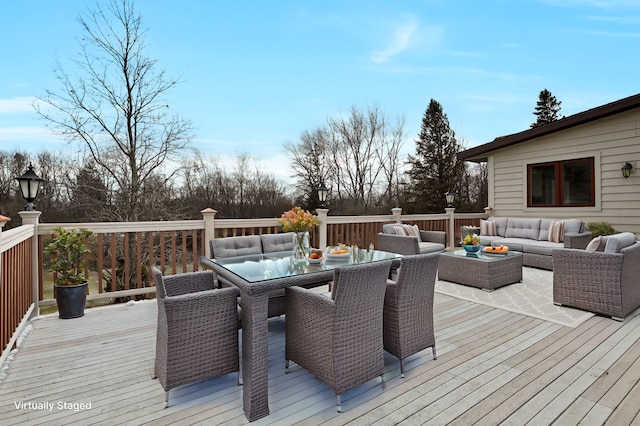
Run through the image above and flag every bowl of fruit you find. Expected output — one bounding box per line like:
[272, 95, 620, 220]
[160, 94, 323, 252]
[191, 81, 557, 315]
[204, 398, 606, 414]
[482, 245, 509, 256]
[461, 234, 481, 252]
[307, 249, 323, 264]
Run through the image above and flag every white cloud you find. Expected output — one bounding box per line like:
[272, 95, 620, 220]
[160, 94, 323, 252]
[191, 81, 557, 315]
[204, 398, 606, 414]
[0, 97, 36, 114]
[371, 20, 419, 64]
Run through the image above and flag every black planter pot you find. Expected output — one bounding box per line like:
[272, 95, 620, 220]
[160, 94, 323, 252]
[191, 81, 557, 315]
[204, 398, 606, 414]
[55, 282, 88, 319]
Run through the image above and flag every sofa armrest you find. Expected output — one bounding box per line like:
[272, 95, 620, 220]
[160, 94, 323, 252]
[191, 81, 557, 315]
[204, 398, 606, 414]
[377, 233, 420, 255]
[419, 230, 446, 245]
[563, 231, 592, 249]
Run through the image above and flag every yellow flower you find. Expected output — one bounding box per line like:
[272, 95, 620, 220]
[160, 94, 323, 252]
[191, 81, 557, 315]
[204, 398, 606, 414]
[278, 207, 321, 233]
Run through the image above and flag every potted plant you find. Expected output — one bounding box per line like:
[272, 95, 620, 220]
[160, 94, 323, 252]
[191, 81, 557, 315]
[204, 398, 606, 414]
[45, 227, 94, 319]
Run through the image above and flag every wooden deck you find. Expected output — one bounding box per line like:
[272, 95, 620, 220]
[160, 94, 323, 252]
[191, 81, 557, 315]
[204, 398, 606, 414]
[1, 286, 640, 425]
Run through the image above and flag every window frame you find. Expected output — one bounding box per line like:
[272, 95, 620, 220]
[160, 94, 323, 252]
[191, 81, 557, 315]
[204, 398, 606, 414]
[527, 157, 595, 208]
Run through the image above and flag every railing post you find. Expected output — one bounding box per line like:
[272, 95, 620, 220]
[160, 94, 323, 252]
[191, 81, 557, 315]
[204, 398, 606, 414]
[484, 206, 494, 218]
[445, 207, 456, 249]
[316, 208, 329, 251]
[391, 207, 402, 223]
[0, 216, 10, 304]
[201, 208, 217, 258]
[18, 210, 42, 318]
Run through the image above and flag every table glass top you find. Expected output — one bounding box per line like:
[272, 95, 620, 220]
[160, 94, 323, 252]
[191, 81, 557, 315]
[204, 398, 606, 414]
[441, 248, 522, 262]
[212, 249, 401, 283]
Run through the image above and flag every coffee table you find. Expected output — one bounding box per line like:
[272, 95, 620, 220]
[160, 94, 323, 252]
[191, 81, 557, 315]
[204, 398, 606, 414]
[438, 249, 523, 291]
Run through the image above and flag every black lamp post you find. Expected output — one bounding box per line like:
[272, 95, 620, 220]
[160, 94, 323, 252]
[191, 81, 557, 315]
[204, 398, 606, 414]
[317, 182, 328, 208]
[622, 162, 633, 179]
[16, 163, 44, 211]
[445, 191, 456, 208]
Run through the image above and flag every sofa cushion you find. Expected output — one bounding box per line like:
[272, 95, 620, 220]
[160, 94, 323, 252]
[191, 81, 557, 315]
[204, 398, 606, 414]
[538, 219, 552, 241]
[479, 235, 503, 246]
[548, 220, 565, 243]
[492, 238, 526, 252]
[505, 218, 541, 240]
[382, 224, 398, 234]
[602, 232, 637, 253]
[480, 220, 496, 236]
[522, 240, 564, 256]
[488, 217, 508, 237]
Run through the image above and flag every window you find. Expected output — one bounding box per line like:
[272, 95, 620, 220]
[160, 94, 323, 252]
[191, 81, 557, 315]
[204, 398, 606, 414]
[528, 157, 594, 207]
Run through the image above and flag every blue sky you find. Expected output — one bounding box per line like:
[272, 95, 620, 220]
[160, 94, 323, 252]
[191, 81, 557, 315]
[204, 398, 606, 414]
[2, 0, 640, 180]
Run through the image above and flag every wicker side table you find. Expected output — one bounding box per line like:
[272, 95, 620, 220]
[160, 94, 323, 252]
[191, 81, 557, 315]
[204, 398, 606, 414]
[438, 250, 523, 291]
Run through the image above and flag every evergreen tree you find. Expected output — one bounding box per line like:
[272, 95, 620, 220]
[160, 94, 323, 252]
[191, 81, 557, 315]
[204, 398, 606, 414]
[531, 89, 563, 128]
[406, 99, 466, 213]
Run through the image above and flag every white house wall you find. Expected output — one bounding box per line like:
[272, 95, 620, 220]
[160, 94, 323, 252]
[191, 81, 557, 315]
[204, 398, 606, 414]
[487, 109, 640, 237]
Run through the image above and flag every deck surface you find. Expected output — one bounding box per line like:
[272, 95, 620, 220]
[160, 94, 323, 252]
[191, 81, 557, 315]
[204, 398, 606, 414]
[1, 279, 640, 425]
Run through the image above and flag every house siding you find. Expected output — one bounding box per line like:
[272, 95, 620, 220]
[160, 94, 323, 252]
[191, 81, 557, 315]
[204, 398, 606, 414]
[487, 109, 640, 237]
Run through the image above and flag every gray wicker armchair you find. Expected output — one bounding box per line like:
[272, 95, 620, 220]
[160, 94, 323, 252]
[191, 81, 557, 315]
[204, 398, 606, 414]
[378, 224, 446, 255]
[553, 235, 640, 321]
[285, 260, 393, 413]
[152, 268, 239, 407]
[383, 253, 439, 377]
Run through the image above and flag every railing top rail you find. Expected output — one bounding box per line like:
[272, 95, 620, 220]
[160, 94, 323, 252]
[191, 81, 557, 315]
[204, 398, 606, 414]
[37, 220, 205, 235]
[0, 224, 34, 253]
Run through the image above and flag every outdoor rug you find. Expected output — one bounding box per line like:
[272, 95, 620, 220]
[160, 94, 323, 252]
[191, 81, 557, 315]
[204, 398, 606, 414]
[435, 267, 595, 328]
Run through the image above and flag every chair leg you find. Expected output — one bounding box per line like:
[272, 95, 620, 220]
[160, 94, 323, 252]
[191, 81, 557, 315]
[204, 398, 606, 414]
[285, 359, 290, 373]
[164, 390, 170, 408]
[336, 394, 341, 413]
[432, 345, 437, 360]
[400, 359, 405, 378]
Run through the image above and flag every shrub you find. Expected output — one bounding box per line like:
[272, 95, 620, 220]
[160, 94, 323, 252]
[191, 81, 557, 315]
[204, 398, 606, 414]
[586, 222, 616, 238]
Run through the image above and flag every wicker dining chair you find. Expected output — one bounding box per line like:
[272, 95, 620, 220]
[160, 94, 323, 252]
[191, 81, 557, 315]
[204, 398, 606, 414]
[383, 253, 439, 377]
[210, 235, 288, 318]
[152, 268, 239, 408]
[285, 260, 392, 413]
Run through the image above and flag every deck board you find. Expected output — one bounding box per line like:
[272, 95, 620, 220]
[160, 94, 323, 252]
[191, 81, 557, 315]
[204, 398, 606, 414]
[1, 279, 639, 425]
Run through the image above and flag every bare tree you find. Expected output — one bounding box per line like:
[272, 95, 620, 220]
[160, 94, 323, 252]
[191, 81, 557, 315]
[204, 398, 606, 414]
[287, 105, 405, 214]
[35, 0, 192, 221]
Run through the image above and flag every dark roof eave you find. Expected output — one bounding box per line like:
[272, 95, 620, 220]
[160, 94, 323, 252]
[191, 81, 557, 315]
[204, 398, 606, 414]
[457, 92, 640, 162]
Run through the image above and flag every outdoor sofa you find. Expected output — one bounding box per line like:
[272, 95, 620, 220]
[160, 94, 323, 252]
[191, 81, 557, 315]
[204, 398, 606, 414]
[377, 223, 446, 255]
[478, 217, 592, 270]
[553, 232, 640, 320]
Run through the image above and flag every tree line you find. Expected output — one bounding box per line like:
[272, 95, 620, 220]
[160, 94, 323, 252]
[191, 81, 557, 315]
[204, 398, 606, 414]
[3, 0, 568, 229]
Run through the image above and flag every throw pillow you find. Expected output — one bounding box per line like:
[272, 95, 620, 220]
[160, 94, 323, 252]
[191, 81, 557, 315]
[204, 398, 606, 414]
[403, 224, 422, 239]
[393, 225, 408, 236]
[585, 236, 601, 253]
[480, 220, 496, 236]
[548, 220, 565, 243]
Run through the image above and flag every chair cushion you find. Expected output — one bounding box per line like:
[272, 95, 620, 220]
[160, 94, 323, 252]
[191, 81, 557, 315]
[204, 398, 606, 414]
[418, 242, 445, 254]
[563, 219, 584, 234]
[393, 224, 421, 239]
[261, 232, 295, 253]
[538, 219, 552, 241]
[522, 240, 564, 255]
[602, 232, 637, 253]
[505, 218, 541, 240]
[382, 223, 398, 234]
[212, 235, 262, 258]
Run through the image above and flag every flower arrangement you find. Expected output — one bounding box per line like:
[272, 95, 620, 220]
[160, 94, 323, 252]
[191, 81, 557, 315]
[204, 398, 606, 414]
[278, 207, 321, 232]
[462, 233, 480, 246]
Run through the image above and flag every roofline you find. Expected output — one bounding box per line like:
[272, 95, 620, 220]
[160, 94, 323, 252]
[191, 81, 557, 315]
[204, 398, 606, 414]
[458, 92, 640, 162]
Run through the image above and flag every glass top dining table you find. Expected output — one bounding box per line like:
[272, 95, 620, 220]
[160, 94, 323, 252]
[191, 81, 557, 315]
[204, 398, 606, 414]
[199, 249, 402, 421]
